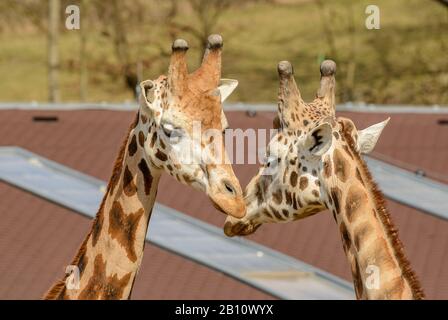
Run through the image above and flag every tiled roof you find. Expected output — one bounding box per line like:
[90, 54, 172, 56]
[0, 109, 447, 299]
[0, 182, 271, 300]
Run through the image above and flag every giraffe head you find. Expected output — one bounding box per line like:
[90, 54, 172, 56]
[224, 60, 389, 235]
[136, 35, 245, 218]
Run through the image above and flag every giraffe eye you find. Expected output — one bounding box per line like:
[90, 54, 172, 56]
[265, 155, 278, 168]
[162, 124, 173, 137]
[162, 123, 182, 142]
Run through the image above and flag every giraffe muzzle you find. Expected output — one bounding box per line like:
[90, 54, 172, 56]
[223, 217, 261, 237]
[210, 195, 246, 219]
[207, 172, 246, 219]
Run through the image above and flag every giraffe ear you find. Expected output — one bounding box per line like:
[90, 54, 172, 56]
[139, 80, 163, 125]
[139, 80, 156, 108]
[305, 122, 333, 156]
[357, 118, 390, 154]
[218, 79, 238, 102]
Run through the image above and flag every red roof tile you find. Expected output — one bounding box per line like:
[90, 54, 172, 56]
[0, 182, 272, 300]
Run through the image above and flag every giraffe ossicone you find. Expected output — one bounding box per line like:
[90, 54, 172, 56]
[45, 34, 246, 300]
[224, 60, 424, 300]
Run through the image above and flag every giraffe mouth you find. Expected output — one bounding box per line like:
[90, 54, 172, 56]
[209, 192, 246, 218]
[223, 220, 261, 237]
[211, 200, 227, 215]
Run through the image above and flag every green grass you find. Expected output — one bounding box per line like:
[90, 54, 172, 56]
[0, 0, 446, 104]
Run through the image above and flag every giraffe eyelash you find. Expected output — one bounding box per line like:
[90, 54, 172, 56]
[162, 123, 182, 139]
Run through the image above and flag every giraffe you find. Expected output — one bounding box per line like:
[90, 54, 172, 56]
[223, 60, 425, 300]
[44, 35, 246, 300]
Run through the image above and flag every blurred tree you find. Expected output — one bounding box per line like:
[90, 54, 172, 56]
[89, 0, 180, 97]
[48, 0, 60, 102]
[173, 0, 233, 57]
[315, 0, 358, 102]
[0, 0, 48, 32]
[79, 0, 88, 101]
[434, 0, 448, 7]
[172, 0, 268, 63]
[0, 0, 445, 104]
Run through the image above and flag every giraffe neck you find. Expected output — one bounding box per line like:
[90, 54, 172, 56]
[45, 113, 161, 299]
[324, 144, 424, 300]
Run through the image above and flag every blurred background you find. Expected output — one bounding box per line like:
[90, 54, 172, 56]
[0, 0, 446, 104]
[0, 0, 447, 300]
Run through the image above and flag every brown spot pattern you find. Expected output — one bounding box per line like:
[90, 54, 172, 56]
[159, 137, 166, 149]
[333, 149, 349, 182]
[296, 195, 303, 208]
[339, 222, 352, 252]
[371, 238, 396, 271]
[285, 190, 292, 205]
[109, 169, 121, 196]
[91, 208, 104, 247]
[138, 159, 153, 195]
[272, 189, 283, 205]
[269, 205, 283, 220]
[155, 149, 167, 161]
[381, 276, 405, 299]
[138, 131, 145, 147]
[290, 171, 298, 187]
[255, 182, 264, 205]
[292, 193, 298, 210]
[330, 187, 342, 215]
[343, 145, 354, 159]
[78, 254, 132, 300]
[261, 208, 274, 220]
[353, 223, 373, 251]
[77, 252, 88, 276]
[108, 201, 144, 263]
[150, 132, 157, 148]
[299, 177, 308, 190]
[345, 185, 366, 222]
[182, 174, 195, 185]
[123, 166, 137, 197]
[128, 135, 137, 157]
[352, 260, 364, 299]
